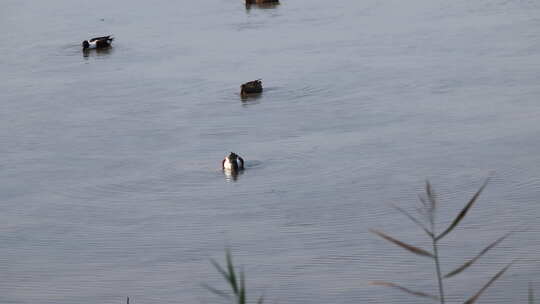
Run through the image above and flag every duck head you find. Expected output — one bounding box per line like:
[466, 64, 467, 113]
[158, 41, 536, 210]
[227, 152, 238, 162]
[82, 40, 90, 49]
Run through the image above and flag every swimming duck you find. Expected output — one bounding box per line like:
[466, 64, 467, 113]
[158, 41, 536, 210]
[240, 79, 263, 96]
[82, 35, 114, 49]
[222, 152, 245, 171]
[246, 0, 279, 4]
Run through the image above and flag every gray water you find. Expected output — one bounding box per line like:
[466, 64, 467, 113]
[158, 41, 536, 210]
[1, 0, 540, 303]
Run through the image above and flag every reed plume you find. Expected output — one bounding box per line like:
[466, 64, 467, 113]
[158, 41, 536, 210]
[370, 179, 513, 303]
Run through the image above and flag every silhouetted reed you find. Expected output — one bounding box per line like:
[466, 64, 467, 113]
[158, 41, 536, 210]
[205, 248, 264, 304]
[530, 282, 535, 304]
[370, 179, 514, 303]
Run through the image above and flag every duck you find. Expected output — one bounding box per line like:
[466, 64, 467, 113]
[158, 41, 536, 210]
[222, 152, 245, 172]
[240, 79, 263, 96]
[82, 35, 114, 49]
[246, 0, 279, 4]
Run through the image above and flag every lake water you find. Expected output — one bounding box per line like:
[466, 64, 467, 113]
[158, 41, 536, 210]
[1, 0, 540, 303]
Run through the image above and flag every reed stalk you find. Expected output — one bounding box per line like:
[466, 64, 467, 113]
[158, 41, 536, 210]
[205, 248, 264, 304]
[371, 179, 514, 303]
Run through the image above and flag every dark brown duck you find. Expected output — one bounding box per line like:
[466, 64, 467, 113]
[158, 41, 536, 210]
[246, 0, 279, 4]
[240, 79, 263, 96]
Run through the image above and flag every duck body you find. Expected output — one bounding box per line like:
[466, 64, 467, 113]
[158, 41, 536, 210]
[240, 80, 263, 96]
[82, 35, 114, 49]
[246, 0, 279, 4]
[222, 152, 245, 171]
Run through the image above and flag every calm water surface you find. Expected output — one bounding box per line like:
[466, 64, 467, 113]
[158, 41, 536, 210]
[1, 0, 540, 303]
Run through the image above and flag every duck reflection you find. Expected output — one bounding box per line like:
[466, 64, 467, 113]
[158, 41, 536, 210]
[223, 168, 245, 182]
[245, 0, 280, 10]
[240, 91, 262, 103]
[82, 46, 113, 58]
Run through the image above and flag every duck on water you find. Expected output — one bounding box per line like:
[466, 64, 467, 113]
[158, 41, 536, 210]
[82, 36, 114, 49]
[245, 0, 279, 9]
[240, 79, 263, 97]
[222, 152, 245, 172]
[246, 0, 279, 4]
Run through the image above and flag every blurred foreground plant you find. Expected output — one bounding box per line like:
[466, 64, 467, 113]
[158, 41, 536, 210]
[530, 282, 535, 304]
[205, 249, 264, 304]
[370, 179, 514, 303]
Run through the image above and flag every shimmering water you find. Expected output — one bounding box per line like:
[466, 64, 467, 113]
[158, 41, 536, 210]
[1, 0, 540, 303]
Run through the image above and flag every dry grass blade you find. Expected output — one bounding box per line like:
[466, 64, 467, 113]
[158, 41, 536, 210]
[210, 249, 241, 301]
[436, 179, 489, 241]
[211, 259, 230, 283]
[463, 261, 513, 304]
[391, 204, 433, 238]
[370, 229, 434, 258]
[418, 193, 428, 207]
[226, 249, 239, 295]
[207, 249, 265, 304]
[444, 232, 512, 279]
[202, 283, 232, 299]
[370, 281, 439, 301]
[530, 282, 535, 304]
[239, 270, 246, 304]
[425, 180, 437, 210]
[211, 259, 234, 291]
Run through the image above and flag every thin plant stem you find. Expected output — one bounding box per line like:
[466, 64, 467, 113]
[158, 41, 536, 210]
[371, 181, 510, 303]
[430, 212, 445, 304]
[433, 239, 445, 304]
